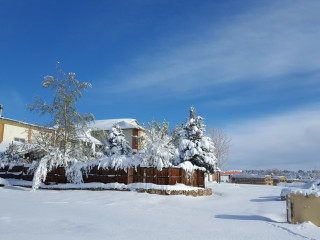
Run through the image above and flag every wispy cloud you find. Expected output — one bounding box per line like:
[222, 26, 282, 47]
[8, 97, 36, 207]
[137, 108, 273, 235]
[105, 0, 320, 95]
[226, 105, 320, 170]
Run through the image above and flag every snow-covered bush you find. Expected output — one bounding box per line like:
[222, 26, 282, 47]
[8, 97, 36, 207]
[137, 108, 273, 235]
[0, 142, 24, 168]
[139, 120, 178, 170]
[178, 106, 218, 173]
[105, 124, 132, 156]
[31, 147, 72, 190]
[68, 142, 92, 162]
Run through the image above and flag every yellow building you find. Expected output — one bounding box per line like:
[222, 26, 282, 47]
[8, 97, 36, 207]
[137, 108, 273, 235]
[232, 174, 274, 185]
[0, 116, 54, 149]
[0, 112, 143, 154]
[273, 176, 287, 186]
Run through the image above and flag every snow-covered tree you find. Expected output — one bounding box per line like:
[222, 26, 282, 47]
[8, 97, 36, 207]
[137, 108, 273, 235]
[26, 62, 94, 156]
[170, 122, 184, 148]
[178, 106, 218, 173]
[140, 120, 177, 170]
[4, 142, 21, 162]
[209, 128, 231, 170]
[25, 63, 94, 189]
[0, 142, 23, 167]
[105, 124, 132, 156]
[30, 147, 68, 190]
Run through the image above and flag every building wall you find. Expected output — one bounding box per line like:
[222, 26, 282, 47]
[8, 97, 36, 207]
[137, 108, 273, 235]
[30, 129, 53, 144]
[211, 171, 243, 182]
[220, 175, 230, 182]
[122, 129, 134, 149]
[131, 129, 141, 151]
[90, 128, 145, 152]
[232, 176, 274, 185]
[1, 123, 29, 143]
[139, 130, 147, 148]
[0, 122, 5, 143]
[273, 176, 287, 186]
[0, 118, 54, 145]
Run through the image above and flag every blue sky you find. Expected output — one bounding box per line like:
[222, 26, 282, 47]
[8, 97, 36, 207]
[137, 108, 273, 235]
[1, 0, 320, 170]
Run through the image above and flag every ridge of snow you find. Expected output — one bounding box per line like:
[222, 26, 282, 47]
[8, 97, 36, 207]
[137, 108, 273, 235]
[0, 117, 54, 130]
[232, 174, 271, 179]
[88, 119, 141, 130]
[289, 179, 320, 197]
[0, 177, 11, 186]
[77, 129, 102, 145]
[4, 178, 202, 191]
[178, 161, 206, 172]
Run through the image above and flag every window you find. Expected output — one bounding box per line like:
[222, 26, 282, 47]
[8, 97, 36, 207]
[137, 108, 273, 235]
[14, 137, 25, 143]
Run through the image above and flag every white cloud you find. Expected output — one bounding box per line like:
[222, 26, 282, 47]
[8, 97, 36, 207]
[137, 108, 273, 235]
[226, 106, 320, 170]
[108, 0, 320, 95]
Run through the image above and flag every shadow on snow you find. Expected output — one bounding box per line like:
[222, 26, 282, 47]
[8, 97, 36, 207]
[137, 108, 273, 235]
[215, 214, 286, 223]
[250, 196, 281, 202]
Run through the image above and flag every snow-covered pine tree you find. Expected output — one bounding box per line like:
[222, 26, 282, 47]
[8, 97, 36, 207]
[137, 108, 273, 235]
[140, 120, 177, 170]
[0, 142, 23, 167]
[178, 106, 218, 173]
[170, 122, 184, 148]
[105, 124, 132, 156]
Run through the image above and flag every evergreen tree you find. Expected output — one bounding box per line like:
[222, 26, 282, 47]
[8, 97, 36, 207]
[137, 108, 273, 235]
[5, 142, 21, 162]
[0, 142, 23, 166]
[105, 124, 132, 156]
[178, 106, 218, 173]
[140, 120, 177, 170]
[170, 122, 184, 148]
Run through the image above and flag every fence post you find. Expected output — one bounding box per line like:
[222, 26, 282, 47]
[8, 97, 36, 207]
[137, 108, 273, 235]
[197, 171, 199, 187]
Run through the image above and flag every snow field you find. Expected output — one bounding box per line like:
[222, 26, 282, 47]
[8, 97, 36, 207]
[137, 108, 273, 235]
[0, 182, 319, 240]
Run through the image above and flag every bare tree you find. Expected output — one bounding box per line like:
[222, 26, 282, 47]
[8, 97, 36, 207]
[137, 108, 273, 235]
[209, 128, 231, 170]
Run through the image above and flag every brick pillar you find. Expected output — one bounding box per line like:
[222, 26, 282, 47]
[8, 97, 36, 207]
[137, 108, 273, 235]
[136, 129, 141, 151]
[28, 128, 32, 143]
[132, 129, 142, 151]
[132, 129, 136, 150]
[0, 123, 4, 143]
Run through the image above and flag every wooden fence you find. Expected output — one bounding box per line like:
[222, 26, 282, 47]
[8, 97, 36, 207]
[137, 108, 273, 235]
[0, 165, 205, 188]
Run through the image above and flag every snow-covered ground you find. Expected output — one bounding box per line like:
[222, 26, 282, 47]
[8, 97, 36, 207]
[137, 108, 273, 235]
[0, 182, 319, 240]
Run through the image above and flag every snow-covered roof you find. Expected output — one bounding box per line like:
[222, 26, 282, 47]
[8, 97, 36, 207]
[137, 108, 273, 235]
[290, 179, 320, 197]
[88, 119, 141, 131]
[77, 130, 103, 145]
[232, 174, 271, 179]
[0, 117, 54, 130]
[273, 176, 286, 179]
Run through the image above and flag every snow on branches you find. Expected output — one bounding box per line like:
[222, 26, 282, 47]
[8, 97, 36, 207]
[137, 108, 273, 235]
[139, 120, 177, 170]
[104, 124, 132, 156]
[178, 106, 218, 173]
